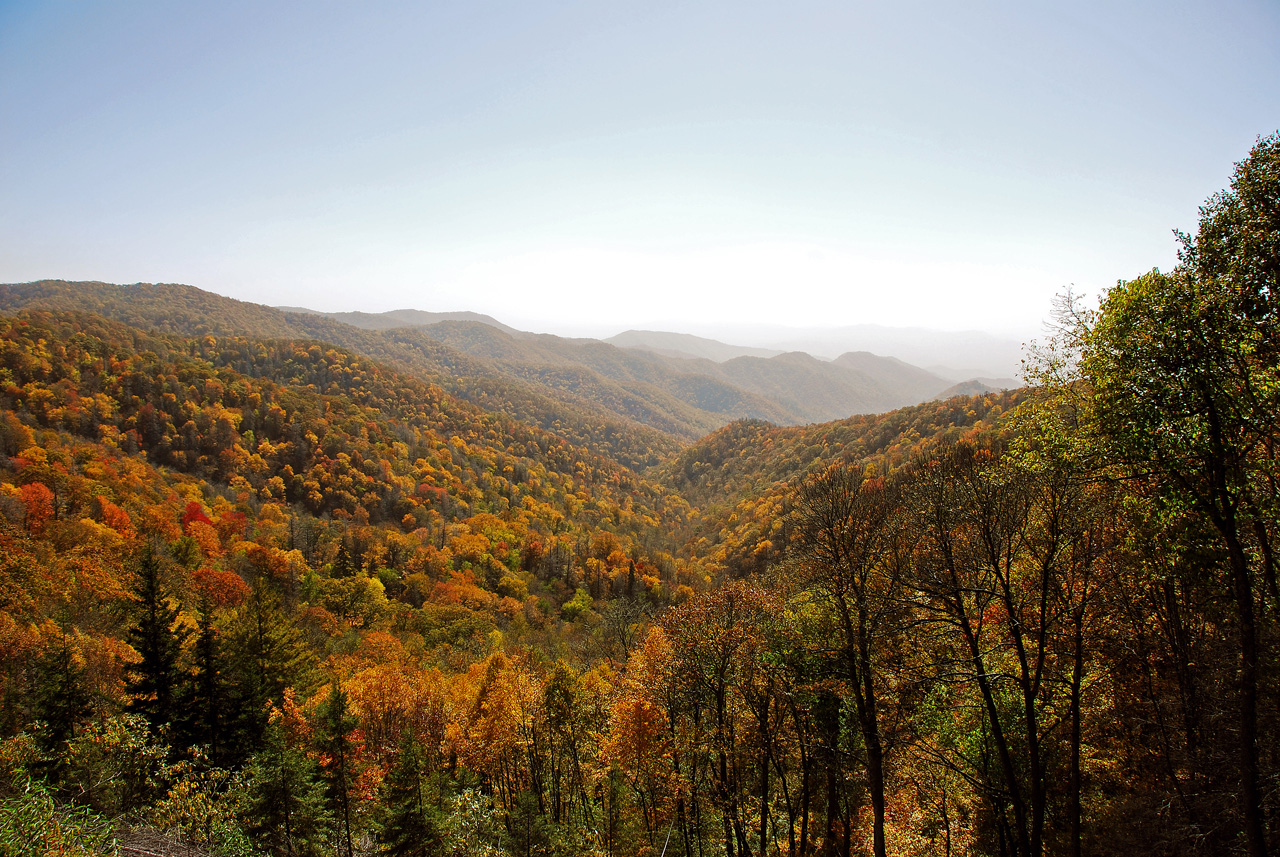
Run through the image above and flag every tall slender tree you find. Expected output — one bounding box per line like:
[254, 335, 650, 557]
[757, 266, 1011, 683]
[125, 544, 186, 736]
[31, 629, 92, 778]
[791, 463, 902, 857]
[315, 684, 361, 857]
[379, 731, 444, 857]
[245, 712, 332, 857]
[229, 580, 316, 754]
[180, 591, 232, 763]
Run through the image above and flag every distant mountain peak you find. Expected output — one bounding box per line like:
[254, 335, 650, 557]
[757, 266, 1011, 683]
[606, 330, 784, 363]
[276, 305, 521, 335]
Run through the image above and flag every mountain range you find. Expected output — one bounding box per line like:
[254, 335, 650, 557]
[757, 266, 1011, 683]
[669, 321, 1028, 379]
[274, 299, 1016, 414]
[0, 282, 1015, 469]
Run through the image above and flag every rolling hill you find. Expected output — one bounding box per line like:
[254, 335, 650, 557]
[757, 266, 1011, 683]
[0, 281, 1004, 461]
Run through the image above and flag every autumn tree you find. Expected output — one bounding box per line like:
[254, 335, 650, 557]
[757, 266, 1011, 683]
[791, 463, 904, 857]
[541, 661, 596, 828]
[904, 442, 1074, 857]
[661, 580, 784, 857]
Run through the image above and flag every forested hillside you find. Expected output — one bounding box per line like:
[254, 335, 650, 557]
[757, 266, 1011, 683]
[0, 305, 699, 854]
[0, 282, 973, 453]
[660, 390, 1022, 580]
[0, 282, 686, 472]
[411, 322, 958, 424]
[0, 134, 1276, 857]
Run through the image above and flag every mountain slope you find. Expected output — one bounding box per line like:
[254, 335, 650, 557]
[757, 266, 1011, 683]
[0, 281, 777, 449]
[831, 351, 957, 404]
[0, 309, 682, 534]
[0, 281, 685, 469]
[0, 282, 988, 457]
[657, 389, 1025, 577]
[710, 351, 946, 422]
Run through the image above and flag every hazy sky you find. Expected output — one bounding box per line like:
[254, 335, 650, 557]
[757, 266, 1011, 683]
[2, 1, 1277, 337]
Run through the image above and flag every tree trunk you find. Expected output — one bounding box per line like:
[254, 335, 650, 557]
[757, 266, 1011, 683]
[1069, 619, 1084, 857]
[1226, 525, 1268, 857]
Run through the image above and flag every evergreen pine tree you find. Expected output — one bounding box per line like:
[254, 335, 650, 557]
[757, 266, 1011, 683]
[31, 630, 91, 779]
[124, 544, 186, 736]
[333, 537, 358, 579]
[229, 580, 316, 754]
[179, 591, 231, 764]
[379, 732, 444, 857]
[244, 713, 332, 857]
[314, 685, 360, 857]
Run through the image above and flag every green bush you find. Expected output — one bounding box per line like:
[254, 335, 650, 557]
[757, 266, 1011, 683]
[0, 776, 117, 856]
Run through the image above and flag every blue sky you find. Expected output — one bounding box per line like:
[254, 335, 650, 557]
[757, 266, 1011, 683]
[1, 0, 1277, 336]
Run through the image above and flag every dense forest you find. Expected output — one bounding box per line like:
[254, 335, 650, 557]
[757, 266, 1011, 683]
[0, 134, 1276, 857]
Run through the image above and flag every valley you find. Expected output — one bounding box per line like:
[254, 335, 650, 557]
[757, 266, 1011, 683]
[0, 135, 1277, 857]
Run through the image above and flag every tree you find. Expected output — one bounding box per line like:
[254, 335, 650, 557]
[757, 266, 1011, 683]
[30, 630, 92, 777]
[1012, 359, 1126, 857]
[181, 592, 233, 764]
[124, 544, 186, 737]
[314, 684, 361, 857]
[1078, 133, 1280, 857]
[905, 442, 1069, 857]
[244, 709, 332, 857]
[333, 537, 359, 579]
[228, 580, 316, 754]
[539, 662, 581, 827]
[662, 581, 782, 857]
[378, 732, 444, 857]
[791, 463, 902, 857]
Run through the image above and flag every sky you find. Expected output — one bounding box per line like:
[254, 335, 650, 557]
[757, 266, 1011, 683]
[1, 1, 1278, 339]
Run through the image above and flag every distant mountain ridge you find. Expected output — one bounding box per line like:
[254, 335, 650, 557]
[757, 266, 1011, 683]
[606, 329, 783, 362]
[273, 303, 1006, 416]
[0, 283, 1022, 461]
[672, 321, 1027, 380]
[388, 320, 972, 425]
[278, 306, 521, 335]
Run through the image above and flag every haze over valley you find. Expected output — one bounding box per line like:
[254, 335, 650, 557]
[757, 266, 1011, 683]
[280, 298, 1022, 413]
